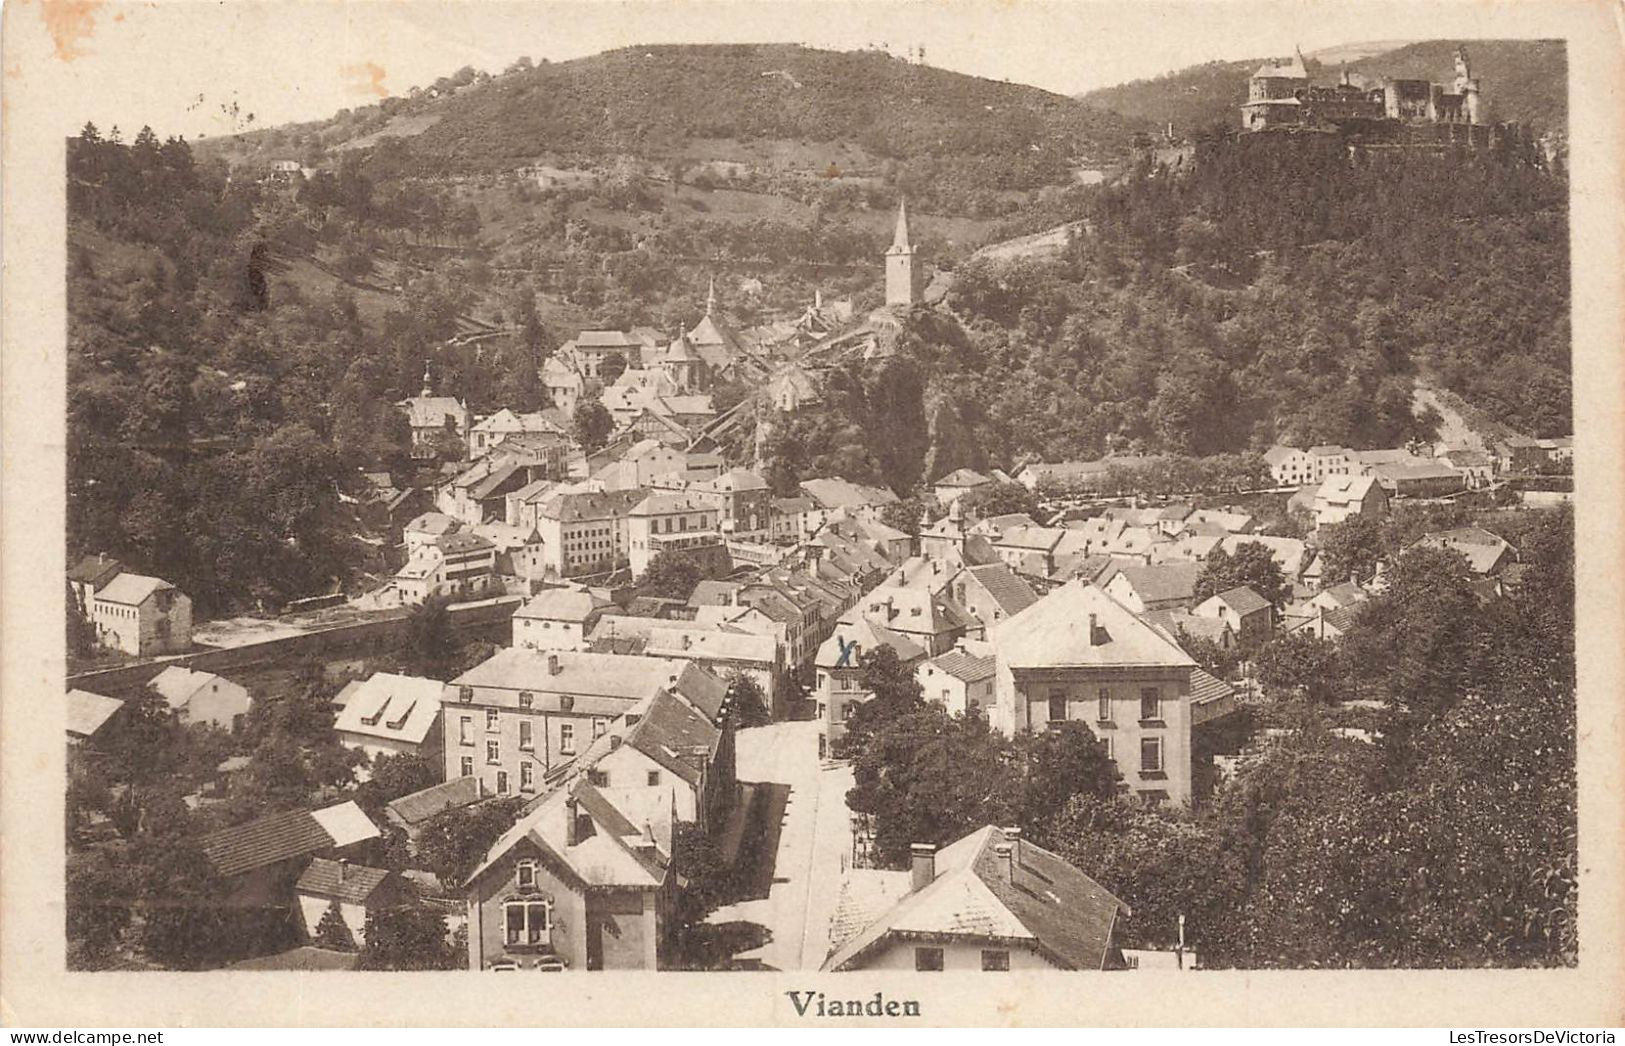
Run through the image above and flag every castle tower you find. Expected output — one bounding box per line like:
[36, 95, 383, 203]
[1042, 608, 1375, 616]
[1455, 47, 1483, 125]
[885, 197, 924, 308]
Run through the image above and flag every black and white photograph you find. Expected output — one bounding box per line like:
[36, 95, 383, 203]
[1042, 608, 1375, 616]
[2, 0, 1621, 1029]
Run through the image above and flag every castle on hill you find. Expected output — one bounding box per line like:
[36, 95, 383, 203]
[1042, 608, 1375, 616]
[1241, 46, 1506, 148]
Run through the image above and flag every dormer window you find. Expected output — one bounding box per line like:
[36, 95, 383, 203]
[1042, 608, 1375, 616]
[458, 686, 474, 704]
[519, 691, 534, 709]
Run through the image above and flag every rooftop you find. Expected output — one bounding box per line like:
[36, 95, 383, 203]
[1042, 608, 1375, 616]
[992, 581, 1195, 671]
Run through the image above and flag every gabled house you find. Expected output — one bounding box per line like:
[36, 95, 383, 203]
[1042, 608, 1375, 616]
[67, 688, 126, 746]
[333, 672, 446, 765]
[990, 582, 1199, 806]
[294, 859, 416, 948]
[916, 646, 997, 718]
[573, 686, 734, 833]
[200, 800, 382, 906]
[948, 563, 1039, 638]
[1192, 586, 1273, 647]
[149, 666, 251, 732]
[513, 587, 614, 652]
[932, 468, 993, 505]
[463, 781, 673, 971]
[815, 615, 927, 756]
[88, 572, 192, 656]
[1313, 475, 1388, 528]
[823, 826, 1130, 971]
[1409, 527, 1515, 576]
[385, 776, 484, 844]
[1102, 563, 1203, 614]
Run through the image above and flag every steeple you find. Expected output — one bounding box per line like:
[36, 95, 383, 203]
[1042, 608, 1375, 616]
[891, 196, 913, 251]
[420, 360, 433, 398]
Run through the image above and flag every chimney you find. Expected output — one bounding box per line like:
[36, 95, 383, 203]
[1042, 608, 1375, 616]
[565, 796, 581, 846]
[1088, 613, 1099, 645]
[610, 735, 623, 750]
[992, 841, 1014, 881]
[910, 843, 936, 893]
[682, 634, 692, 650]
[339, 857, 350, 882]
[548, 652, 562, 675]
[1005, 827, 1022, 870]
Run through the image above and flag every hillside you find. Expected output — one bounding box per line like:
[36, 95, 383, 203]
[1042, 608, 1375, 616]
[1079, 39, 1566, 138]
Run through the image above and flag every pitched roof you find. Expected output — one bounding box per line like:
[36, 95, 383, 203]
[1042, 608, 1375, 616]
[964, 563, 1039, 616]
[333, 673, 444, 745]
[96, 573, 174, 606]
[515, 587, 609, 622]
[992, 581, 1195, 670]
[1110, 563, 1203, 605]
[1316, 475, 1380, 504]
[295, 858, 399, 905]
[385, 776, 484, 827]
[816, 614, 928, 669]
[66, 689, 124, 738]
[935, 468, 992, 488]
[924, 649, 997, 684]
[466, 779, 667, 890]
[623, 688, 721, 787]
[688, 579, 744, 607]
[201, 801, 380, 879]
[1139, 607, 1231, 646]
[1208, 585, 1272, 616]
[800, 477, 898, 510]
[404, 511, 459, 536]
[68, 554, 123, 588]
[824, 826, 1128, 971]
[149, 666, 243, 712]
[1189, 667, 1236, 705]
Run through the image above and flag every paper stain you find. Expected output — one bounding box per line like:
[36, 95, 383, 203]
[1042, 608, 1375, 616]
[39, 0, 103, 61]
[342, 61, 389, 98]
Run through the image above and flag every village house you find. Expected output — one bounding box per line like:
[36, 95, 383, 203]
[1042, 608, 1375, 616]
[916, 646, 997, 718]
[988, 525, 1068, 580]
[1409, 526, 1515, 575]
[932, 468, 994, 506]
[513, 587, 615, 652]
[990, 581, 1200, 806]
[67, 553, 123, 617]
[532, 489, 648, 579]
[1437, 447, 1495, 489]
[463, 780, 672, 971]
[468, 409, 568, 458]
[687, 468, 773, 542]
[815, 614, 927, 757]
[1369, 459, 1467, 498]
[560, 330, 645, 380]
[1312, 475, 1389, 528]
[294, 859, 417, 949]
[149, 666, 252, 732]
[66, 688, 126, 746]
[1102, 563, 1203, 614]
[1192, 586, 1273, 648]
[85, 571, 193, 657]
[592, 620, 783, 714]
[799, 477, 900, 529]
[822, 825, 1130, 971]
[393, 530, 499, 605]
[384, 776, 484, 846]
[541, 356, 585, 418]
[1288, 604, 1361, 641]
[947, 562, 1040, 638]
[199, 800, 382, 908]
[441, 648, 727, 799]
[332, 672, 446, 765]
[403, 511, 460, 552]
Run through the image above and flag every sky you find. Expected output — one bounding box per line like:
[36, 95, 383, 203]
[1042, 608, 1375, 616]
[23, 0, 1521, 141]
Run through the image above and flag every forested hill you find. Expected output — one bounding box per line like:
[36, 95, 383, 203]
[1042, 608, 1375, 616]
[204, 44, 1138, 187]
[771, 136, 1569, 495]
[1080, 39, 1567, 137]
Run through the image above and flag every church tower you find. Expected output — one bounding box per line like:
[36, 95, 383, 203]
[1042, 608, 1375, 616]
[885, 197, 924, 308]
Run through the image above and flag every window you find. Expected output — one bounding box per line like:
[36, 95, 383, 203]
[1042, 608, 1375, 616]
[486, 708, 501, 731]
[458, 685, 473, 703]
[1097, 687, 1111, 722]
[460, 756, 474, 777]
[592, 719, 607, 738]
[981, 949, 1010, 971]
[588, 769, 608, 787]
[496, 770, 509, 795]
[1102, 734, 1114, 760]
[1141, 737, 1163, 774]
[519, 691, 534, 709]
[503, 900, 553, 946]
[1140, 687, 1162, 722]
[915, 947, 945, 972]
[1047, 691, 1067, 723]
[520, 762, 535, 791]
[519, 720, 534, 751]
[487, 740, 501, 765]
[646, 770, 660, 786]
[517, 860, 536, 889]
[459, 716, 473, 745]
[559, 723, 575, 755]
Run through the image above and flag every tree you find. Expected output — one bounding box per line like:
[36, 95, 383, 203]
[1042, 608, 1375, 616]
[638, 550, 703, 601]
[725, 671, 771, 728]
[416, 797, 523, 885]
[1317, 515, 1387, 586]
[1252, 632, 1345, 704]
[833, 644, 924, 759]
[1012, 721, 1120, 841]
[314, 900, 356, 951]
[572, 397, 614, 452]
[880, 496, 923, 537]
[402, 593, 459, 680]
[1194, 542, 1288, 611]
[355, 751, 439, 817]
[357, 905, 456, 970]
[67, 849, 133, 969]
[958, 480, 1038, 521]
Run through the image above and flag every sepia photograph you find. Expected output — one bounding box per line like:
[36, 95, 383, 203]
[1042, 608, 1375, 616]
[3, 0, 1622, 1029]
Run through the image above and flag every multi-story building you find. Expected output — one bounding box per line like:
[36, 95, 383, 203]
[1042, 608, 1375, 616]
[512, 587, 614, 652]
[394, 531, 499, 606]
[332, 672, 446, 764]
[916, 646, 996, 718]
[533, 489, 647, 579]
[1312, 475, 1389, 528]
[814, 614, 927, 757]
[441, 648, 726, 799]
[990, 581, 1199, 807]
[627, 492, 722, 579]
[87, 572, 192, 656]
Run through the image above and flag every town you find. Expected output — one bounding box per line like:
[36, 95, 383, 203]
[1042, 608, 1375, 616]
[62, 39, 1576, 976]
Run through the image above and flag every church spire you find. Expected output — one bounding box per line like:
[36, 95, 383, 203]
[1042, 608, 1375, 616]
[892, 196, 912, 250]
[421, 360, 433, 397]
